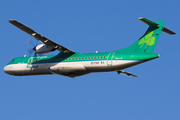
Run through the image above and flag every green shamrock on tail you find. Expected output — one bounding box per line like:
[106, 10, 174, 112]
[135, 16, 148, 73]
[138, 31, 155, 48]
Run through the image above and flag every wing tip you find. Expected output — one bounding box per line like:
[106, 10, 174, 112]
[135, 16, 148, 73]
[8, 19, 16, 23]
[138, 17, 144, 20]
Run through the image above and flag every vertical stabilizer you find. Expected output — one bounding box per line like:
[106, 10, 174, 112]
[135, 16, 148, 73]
[115, 17, 176, 53]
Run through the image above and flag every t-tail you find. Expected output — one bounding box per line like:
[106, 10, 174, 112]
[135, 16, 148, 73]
[115, 17, 176, 53]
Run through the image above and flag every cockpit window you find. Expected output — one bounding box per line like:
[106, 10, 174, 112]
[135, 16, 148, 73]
[7, 59, 15, 65]
[10, 59, 14, 62]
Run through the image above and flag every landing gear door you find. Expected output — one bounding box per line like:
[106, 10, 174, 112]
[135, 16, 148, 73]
[107, 52, 115, 66]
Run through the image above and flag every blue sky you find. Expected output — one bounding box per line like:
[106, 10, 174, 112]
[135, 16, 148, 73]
[1, 0, 180, 120]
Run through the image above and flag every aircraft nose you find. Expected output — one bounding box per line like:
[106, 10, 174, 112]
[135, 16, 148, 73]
[3, 65, 14, 75]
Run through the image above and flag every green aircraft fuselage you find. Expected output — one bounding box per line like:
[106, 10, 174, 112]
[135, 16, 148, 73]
[4, 52, 160, 77]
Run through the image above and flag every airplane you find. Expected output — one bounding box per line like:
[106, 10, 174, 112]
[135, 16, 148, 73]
[3, 17, 176, 77]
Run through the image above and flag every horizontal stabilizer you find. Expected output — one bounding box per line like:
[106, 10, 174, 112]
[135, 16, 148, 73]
[138, 17, 158, 27]
[138, 17, 176, 35]
[162, 27, 176, 35]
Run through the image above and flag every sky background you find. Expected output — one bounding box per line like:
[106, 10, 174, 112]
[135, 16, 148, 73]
[1, 0, 180, 120]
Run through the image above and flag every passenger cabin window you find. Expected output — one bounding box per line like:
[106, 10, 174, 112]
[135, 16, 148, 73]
[88, 57, 90, 59]
[100, 56, 102, 59]
[94, 57, 96, 59]
[78, 57, 80, 60]
[81, 57, 83, 60]
[91, 57, 93, 59]
[72, 58, 74, 60]
[85, 57, 87, 60]
[97, 56, 99, 59]
[75, 57, 77, 60]
[103, 56, 105, 59]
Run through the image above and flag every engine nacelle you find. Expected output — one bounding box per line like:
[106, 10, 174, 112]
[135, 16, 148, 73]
[34, 44, 56, 54]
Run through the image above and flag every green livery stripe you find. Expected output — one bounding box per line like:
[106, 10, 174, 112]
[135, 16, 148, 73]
[7, 52, 159, 65]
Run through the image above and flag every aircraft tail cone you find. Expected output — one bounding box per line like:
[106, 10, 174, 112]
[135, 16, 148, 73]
[158, 54, 161, 57]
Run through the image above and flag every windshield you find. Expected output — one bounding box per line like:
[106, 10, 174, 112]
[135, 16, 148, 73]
[7, 59, 15, 65]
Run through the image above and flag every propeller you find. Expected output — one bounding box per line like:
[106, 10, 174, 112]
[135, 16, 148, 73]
[27, 37, 38, 57]
[27, 37, 55, 56]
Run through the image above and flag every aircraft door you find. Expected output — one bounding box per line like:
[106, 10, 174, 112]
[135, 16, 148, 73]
[107, 52, 115, 66]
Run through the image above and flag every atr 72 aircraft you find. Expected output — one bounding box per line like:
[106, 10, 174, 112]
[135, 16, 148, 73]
[4, 17, 176, 77]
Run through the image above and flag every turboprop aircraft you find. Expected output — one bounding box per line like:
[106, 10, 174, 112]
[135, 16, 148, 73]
[3, 17, 176, 77]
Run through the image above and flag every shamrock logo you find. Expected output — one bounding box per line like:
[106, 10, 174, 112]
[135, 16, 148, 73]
[138, 31, 155, 48]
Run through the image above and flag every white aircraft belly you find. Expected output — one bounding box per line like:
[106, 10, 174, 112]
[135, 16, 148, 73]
[4, 59, 143, 76]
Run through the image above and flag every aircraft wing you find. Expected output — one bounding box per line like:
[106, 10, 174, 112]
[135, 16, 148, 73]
[117, 70, 138, 77]
[8, 19, 75, 54]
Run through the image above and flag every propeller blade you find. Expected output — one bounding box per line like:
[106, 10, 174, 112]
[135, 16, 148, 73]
[27, 37, 39, 57]
[27, 37, 39, 47]
[28, 49, 34, 56]
[27, 37, 34, 46]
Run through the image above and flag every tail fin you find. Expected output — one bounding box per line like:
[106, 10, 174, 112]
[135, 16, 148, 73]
[115, 17, 176, 53]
